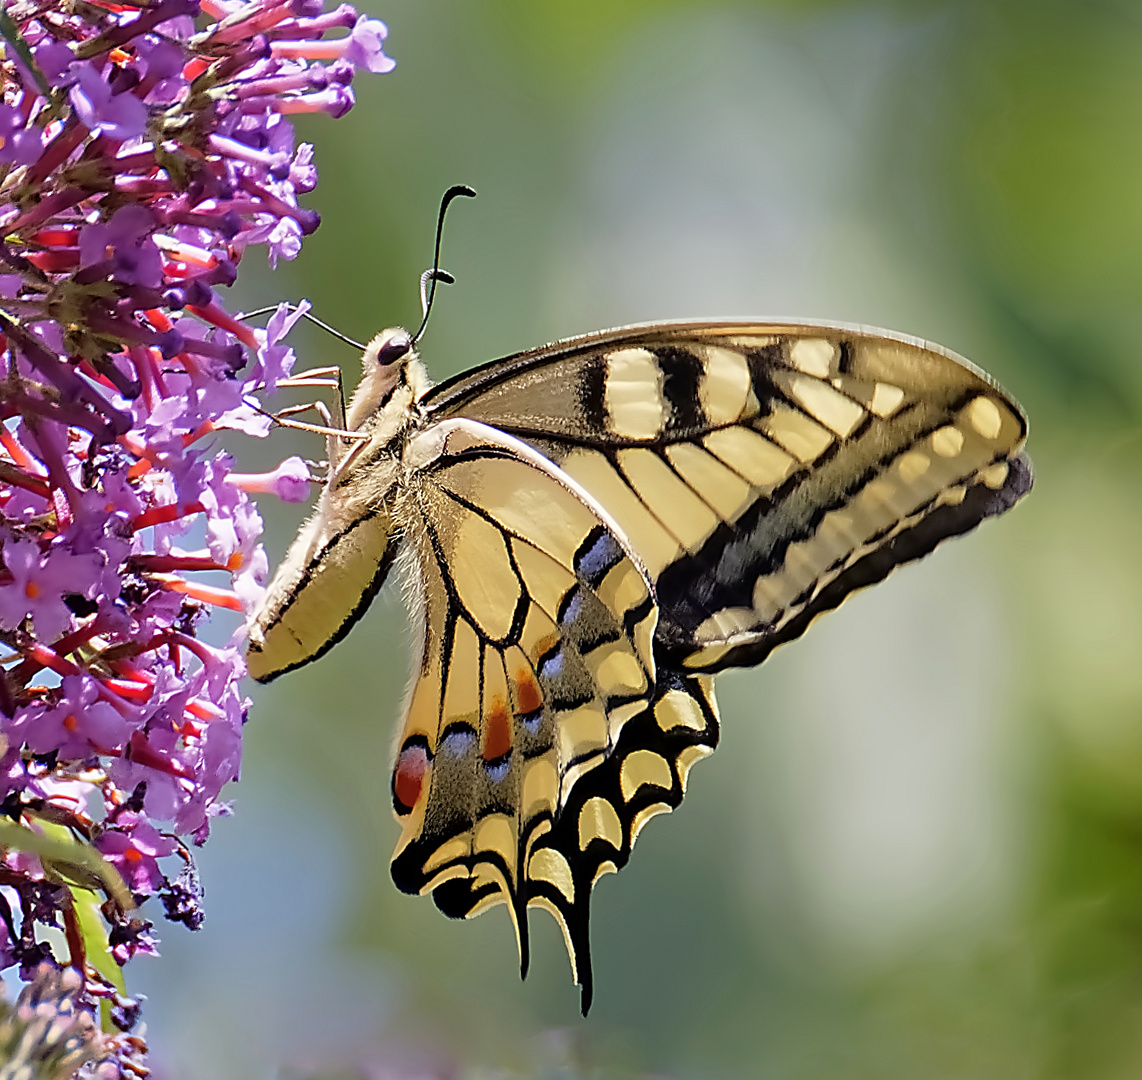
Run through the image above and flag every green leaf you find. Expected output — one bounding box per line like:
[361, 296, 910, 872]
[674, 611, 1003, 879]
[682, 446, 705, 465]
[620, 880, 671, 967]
[0, 8, 52, 99]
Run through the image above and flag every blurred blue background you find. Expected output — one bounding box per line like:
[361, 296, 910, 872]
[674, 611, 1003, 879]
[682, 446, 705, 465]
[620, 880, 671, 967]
[139, 2, 1142, 1076]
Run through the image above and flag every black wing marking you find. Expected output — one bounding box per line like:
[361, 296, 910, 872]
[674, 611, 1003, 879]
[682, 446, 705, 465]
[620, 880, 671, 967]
[424, 667, 719, 1015]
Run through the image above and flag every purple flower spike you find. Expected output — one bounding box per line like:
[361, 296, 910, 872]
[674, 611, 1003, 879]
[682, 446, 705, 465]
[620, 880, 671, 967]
[0, 0, 394, 1069]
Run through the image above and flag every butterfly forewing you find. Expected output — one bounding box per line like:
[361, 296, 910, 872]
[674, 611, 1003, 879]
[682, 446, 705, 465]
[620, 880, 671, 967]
[388, 419, 666, 972]
[424, 323, 1031, 670]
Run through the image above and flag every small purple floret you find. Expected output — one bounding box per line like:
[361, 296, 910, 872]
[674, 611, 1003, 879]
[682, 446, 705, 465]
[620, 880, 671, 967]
[97, 816, 178, 894]
[0, 107, 44, 166]
[345, 17, 396, 74]
[34, 40, 77, 86]
[0, 540, 101, 642]
[80, 205, 164, 287]
[70, 65, 149, 141]
[17, 675, 133, 759]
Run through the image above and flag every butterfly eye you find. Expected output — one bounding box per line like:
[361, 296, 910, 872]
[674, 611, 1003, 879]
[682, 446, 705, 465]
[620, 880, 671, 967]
[375, 331, 412, 367]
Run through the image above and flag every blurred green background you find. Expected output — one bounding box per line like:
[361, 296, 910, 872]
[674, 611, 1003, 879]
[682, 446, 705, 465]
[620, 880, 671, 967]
[140, 1, 1142, 1076]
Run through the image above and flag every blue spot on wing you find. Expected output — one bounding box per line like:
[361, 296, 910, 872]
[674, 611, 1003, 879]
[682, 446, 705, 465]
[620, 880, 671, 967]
[559, 585, 584, 627]
[440, 726, 476, 756]
[484, 758, 510, 782]
[539, 646, 563, 681]
[575, 528, 623, 585]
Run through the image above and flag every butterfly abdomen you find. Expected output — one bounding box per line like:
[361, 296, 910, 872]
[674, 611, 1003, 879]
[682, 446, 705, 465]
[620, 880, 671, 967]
[246, 499, 402, 683]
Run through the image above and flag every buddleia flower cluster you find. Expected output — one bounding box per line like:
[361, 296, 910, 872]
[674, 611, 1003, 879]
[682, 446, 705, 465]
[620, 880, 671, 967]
[0, 964, 107, 1080]
[0, 0, 392, 1070]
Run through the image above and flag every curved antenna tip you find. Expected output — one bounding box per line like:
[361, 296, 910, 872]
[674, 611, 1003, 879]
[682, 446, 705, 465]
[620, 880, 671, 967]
[413, 185, 476, 344]
[419, 268, 455, 321]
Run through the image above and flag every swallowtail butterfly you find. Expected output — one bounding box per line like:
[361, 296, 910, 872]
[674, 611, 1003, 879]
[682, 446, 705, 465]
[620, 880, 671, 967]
[247, 318, 1031, 1013]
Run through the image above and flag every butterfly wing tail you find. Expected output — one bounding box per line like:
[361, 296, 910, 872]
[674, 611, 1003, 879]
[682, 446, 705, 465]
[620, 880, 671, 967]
[523, 670, 720, 1013]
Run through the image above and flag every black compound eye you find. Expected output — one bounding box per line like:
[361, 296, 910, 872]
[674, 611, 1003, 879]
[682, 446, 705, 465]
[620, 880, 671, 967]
[376, 332, 412, 367]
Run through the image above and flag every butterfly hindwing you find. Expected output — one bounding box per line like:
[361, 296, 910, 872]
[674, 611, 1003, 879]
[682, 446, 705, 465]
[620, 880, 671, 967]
[524, 668, 719, 1013]
[424, 323, 1032, 670]
[388, 418, 665, 977]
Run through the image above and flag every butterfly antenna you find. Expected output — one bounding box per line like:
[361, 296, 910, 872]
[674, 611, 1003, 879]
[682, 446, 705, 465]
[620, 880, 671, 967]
[419, 269, 455, 322]
[413, 184, 477, 344]
[239, 303, 366, 352]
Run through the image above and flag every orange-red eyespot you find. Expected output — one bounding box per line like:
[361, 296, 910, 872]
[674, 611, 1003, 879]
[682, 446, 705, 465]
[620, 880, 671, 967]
[514, 669, 542, 717]
[392, 742, 429, 816]
[483, 697, 512, 762]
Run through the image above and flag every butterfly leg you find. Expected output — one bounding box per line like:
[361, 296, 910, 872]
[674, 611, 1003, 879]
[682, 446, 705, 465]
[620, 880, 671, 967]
[279, 364, 347, 428]
[273, 400, 334, 424]
[275, 363, 355, 465]
[259, 364, 375, 474]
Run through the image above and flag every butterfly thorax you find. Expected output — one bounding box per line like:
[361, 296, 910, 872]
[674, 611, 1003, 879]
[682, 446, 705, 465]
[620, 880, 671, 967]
[245, 330, 432, 682]
[329, 330, 431, 502]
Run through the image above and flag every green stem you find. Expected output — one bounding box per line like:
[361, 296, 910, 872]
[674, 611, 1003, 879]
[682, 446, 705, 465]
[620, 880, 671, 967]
[0, 9, 52, 101]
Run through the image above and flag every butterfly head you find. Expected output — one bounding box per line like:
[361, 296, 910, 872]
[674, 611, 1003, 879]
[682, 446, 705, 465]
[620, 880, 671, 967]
[371, 327, 414, 368]
[345, 327, 429, 432]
